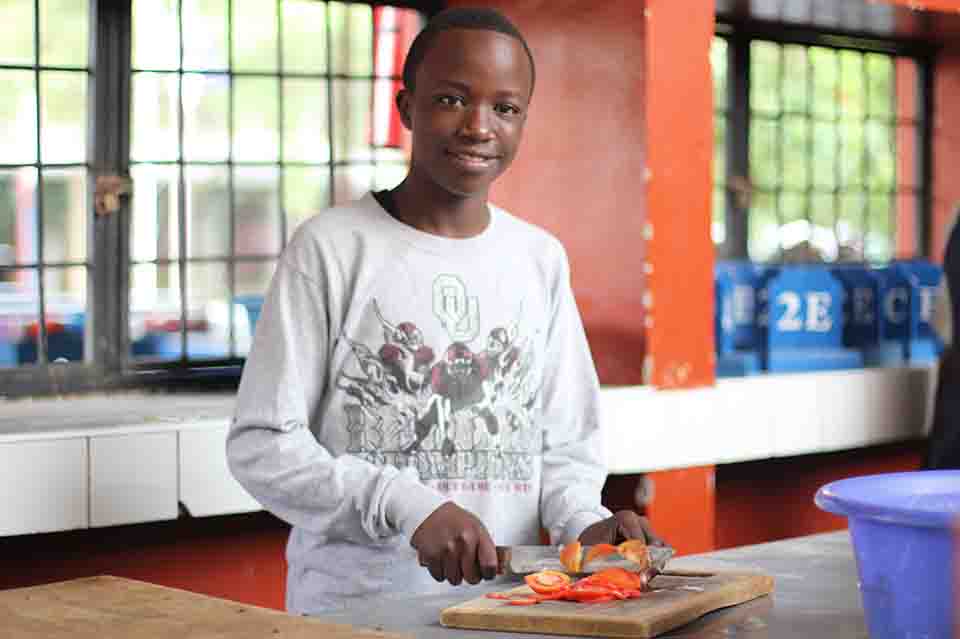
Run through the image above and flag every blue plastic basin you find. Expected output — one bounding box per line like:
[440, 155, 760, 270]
[815, 470, 960, 639]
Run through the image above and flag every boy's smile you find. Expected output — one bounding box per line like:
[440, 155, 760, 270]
[398, 27, 533, 202]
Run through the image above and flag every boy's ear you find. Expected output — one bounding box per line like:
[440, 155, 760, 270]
[396, 88, 413, 130]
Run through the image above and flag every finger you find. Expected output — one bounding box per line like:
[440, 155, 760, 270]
[445, 549, 463, 586]
[421, 552, 445, 582]
[614, 511, 650, 542]
[461, 542, 481, 585]
[476, 527, 499, 581]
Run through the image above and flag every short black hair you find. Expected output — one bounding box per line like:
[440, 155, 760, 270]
[402, 7, 536, 94]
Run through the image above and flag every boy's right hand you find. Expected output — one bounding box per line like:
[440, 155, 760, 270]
[410, 502, 498, 586]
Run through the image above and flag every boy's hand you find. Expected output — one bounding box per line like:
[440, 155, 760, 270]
[578, 509, 667, 547]
[410, 502, 499, 586]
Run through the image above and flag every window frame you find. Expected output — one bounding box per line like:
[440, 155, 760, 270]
[714, 17, 936, 264]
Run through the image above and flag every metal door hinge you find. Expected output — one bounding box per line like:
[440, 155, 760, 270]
[94, 174, 132, 216]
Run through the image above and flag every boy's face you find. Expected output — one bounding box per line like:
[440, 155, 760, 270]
[398, 28, 533, 199]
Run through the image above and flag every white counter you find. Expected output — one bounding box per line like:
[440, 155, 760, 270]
[0, 366, 936, 536]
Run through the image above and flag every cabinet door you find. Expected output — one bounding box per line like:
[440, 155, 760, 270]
[0, 438, 88, 536]
[179, 424, 260, 517]
[90, 432, 178, 527]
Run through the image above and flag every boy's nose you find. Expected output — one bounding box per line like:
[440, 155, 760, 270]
[459, 106, 494, 140]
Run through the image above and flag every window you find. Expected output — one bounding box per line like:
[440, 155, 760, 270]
[0, 0, 424, 396]
[0, 0, 91, 371]
[712, 26, 931, 264]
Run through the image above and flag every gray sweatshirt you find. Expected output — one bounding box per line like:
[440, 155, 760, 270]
[227, 193, 611, 614]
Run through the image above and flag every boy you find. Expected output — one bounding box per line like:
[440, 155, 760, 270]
[228, 7, 659, 615]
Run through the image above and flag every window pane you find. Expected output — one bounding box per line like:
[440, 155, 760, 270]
[283, 0, 328, 73]
[839, 50, 865, 120]
[865, 120, 894, 191]
[837, 192, 866, 258]
[0, 0, 34, 66]
[183, 73, 230, 162]
[331, 2, 373, 76]
[186, 261, 230, 358]
[43, 265, 87, 362]
[40, 0, 88, 68]
[810, 192, 837, 261]
[750, 41, 780, 115]
[130, 261, 182, 361]
[1, 168, 38, 265]
[185, 165, 229, 258]
[234, 77, 279, 162]
[132, 0, 180, 70]
[41, 72, 87, 164]
[234, 166, 281, 256]
[810, 46, 838, 121]
[131, 73, 180, 162]
[0, 269, 39, 367]
[284, 166, 329, 240]
[839, 125, 865, 187]
[713, 112, 726, 186]
[781, 116, 808, 190]
[333, 79, 373, 161]
[283, 79, 329, 162]
[130, 164, 180, 262]
[866, 53, 894, 118]
[42, 168, 87, 264]
[750, 118, 779, 189]
[334, 164, 373, 205]
[183, 0, 228, 71]
[711, 37, 727, 112]
[232, 0, 278, 72]
[781, 45, 807, 114]
[0, 71, 38, 164]
[811, 122, 837, 189]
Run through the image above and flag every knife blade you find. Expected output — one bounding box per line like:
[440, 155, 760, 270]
[495, 544, 674, 577]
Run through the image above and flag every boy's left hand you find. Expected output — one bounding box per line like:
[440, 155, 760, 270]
[578, 510, 666, 547]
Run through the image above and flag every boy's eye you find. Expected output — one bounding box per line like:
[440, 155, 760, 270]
[495, 103, 522, 116]
[436, 95, 465, 107]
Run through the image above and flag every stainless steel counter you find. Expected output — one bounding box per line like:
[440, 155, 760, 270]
[319, 530, 866, 638]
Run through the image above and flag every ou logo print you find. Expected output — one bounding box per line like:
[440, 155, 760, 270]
[433, 275, 480, 342]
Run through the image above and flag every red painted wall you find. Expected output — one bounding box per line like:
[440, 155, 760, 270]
[0, 513, 290, 610]
[715, 441, 924, 549]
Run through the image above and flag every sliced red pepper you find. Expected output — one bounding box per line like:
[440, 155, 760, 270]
[508, 597, 540, 606]
[524, 570, 573, 594]
[582, 567, 645, 591]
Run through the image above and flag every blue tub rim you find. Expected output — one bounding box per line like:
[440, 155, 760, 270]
[814, 469, 960, 529]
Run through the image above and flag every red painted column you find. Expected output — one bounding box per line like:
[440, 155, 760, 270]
[641, 1, 716, 390]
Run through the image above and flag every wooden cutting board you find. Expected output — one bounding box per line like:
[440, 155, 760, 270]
[0, 575, 410, 639]
[441, 569, 774, 638]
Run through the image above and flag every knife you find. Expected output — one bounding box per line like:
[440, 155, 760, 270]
[495, 544, 675, 578]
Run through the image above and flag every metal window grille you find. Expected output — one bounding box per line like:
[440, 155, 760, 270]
[126, 0, 421, 372]
[0, 0, 93, 372]
[714, 25, 932, 265]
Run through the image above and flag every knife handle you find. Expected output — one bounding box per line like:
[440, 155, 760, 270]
[495, 546, 511, 575]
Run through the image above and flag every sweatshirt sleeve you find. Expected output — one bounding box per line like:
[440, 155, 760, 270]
[538, 246, 613, 545]
[226, 254, 449, 544]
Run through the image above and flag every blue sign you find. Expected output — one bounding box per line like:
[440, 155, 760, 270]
[763, 267, 863, 372]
